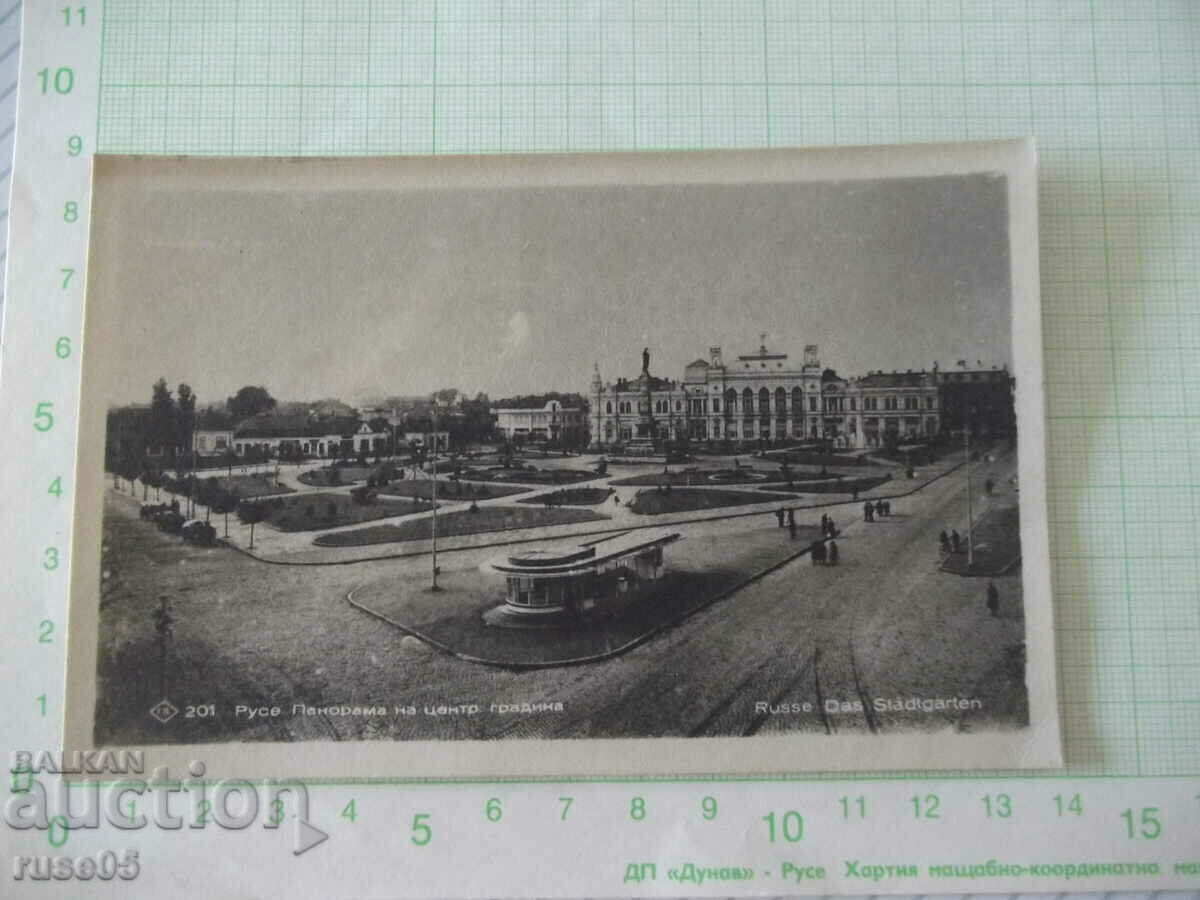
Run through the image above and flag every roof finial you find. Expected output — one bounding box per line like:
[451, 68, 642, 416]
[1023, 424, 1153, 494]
[759, 332, 768, 354]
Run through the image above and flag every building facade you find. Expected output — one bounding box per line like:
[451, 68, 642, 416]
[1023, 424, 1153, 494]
[591, 343, 1011, 451]
[231, 415, 390, 458]
[494, 400, 588, 445]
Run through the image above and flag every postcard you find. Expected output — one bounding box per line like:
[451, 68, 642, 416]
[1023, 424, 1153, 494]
[63, 141, 1061, 776]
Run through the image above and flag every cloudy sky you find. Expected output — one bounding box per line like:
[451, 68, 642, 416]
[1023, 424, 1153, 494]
[98, 172, 1012, 408]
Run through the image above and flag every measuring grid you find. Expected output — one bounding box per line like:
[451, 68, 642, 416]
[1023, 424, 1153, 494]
[2, 2, 1198, 895]
[84, 0, 1200, 781]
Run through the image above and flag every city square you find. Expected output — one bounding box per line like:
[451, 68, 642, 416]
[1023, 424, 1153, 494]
[69, 148, 1052, 773]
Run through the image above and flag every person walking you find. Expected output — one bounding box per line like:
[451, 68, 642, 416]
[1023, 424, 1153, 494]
[986, 581, 1000, 617]
[883, 500, 891, 516]
[951, 529, 961, 553]
[863, 500, 874, 522]
[786, 508, 796, 528]
[788, 517, 797, 541]
[939, 530, 951, 554]
[826, 517, 837, 538]
[776, 508, 786, 528]
[828, 540, 839, 566]
[874, 499, 884, 519]
[820, 513, 829, 533]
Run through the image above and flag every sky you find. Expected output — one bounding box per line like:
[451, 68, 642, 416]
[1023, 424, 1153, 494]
[98, 172, 1012, 408]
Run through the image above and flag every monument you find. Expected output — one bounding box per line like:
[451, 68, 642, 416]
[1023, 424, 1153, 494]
[627, 347, 659, 456]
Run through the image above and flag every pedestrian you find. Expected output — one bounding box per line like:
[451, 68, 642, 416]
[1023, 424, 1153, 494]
[951, 529, 961, 553]
[820, 513, 829, 533]
[786, 508, 795, 528]
[883, 500, 891, 516]
[814, 541, 827, 565]
[810, 540, 822, 565]
[826, 517, 837, 538]
[828, 540, 839, 566]
[986, 581, 1000, 617]
[613, 494, 620, 506]
[788, 518, 797, 541]
[874, 499, 884, 518]
[863, 500, 874, 522]
[776, 508, 786, 528]
[939, 530, 950, 554]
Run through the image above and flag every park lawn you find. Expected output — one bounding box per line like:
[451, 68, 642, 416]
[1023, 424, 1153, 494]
[516, 487, 614, 506]
[262, 491, 432, 532]
[755, 474, 891, 494]
[761, 449, 866, 467]
[609, 468, 861, 487]
[376, 479, 530, 501]
[297, 466, 376, 487]
[313, 505, 609, 547]
[194, 473, 294, 498]
[629, 488, 798, 516]
[458, 466, 597, 485]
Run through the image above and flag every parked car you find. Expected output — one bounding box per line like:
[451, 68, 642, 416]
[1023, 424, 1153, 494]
[154, 511, 185, 534]
[139, 502, 170, 520]
[180, 519, 217, 545]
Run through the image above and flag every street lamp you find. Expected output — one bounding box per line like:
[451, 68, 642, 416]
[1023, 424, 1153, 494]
[429, 401, 442, 592]
[964, 421, 975, 567]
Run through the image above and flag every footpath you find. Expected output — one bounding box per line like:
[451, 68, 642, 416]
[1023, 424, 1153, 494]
[115, 452, 982, 567]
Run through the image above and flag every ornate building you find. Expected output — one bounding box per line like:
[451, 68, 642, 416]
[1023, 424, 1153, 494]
[590, 342, 1011, 451]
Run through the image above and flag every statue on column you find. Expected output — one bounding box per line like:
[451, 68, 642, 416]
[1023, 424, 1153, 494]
[641, 347, 650, 376]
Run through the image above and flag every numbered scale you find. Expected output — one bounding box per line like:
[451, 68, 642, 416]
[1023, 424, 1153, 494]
[0, 5, 1197, 897]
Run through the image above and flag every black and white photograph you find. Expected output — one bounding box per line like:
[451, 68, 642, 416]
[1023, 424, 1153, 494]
[65, 143, 1060, 776]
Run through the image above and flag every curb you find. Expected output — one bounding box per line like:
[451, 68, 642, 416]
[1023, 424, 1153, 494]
[346, 533, 835, 670]
[214, 458, 966, 567]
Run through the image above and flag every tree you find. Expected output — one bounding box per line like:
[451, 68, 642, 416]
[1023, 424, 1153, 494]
[149, 378, 177, 456]
[236, 500, 267, 550]
[120, 457, 141, 494]
[226, 385, 276, 421]
[176, 383, 197, 456]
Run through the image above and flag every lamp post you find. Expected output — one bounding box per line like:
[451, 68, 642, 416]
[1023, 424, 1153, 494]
[429, 402, 441, 592]
[964, 422, 975, 567]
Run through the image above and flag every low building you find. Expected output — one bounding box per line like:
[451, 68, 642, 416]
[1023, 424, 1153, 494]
[494, 400, 588, 445]
[936, 361, 1015, 437]
[192, 428, 234, 457]
[232, 415, 389, 458]
[191, 409, 236, 457]
[484, 530, 681, 627]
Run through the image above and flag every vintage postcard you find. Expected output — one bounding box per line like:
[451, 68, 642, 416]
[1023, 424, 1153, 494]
[64, 141, 1061, 777]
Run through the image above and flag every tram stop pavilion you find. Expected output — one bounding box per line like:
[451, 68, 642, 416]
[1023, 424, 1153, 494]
[483, 530, 682, 628]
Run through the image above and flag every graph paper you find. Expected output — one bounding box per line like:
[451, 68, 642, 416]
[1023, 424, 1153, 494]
[2, 1, 1199, 896]
[91, 0, 1200, 779]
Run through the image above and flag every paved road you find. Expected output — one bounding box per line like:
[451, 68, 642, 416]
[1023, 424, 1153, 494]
[99, 445, 1024, 745]
[471, 442, 1023, 738]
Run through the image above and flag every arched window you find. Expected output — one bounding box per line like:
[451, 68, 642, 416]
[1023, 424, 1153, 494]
[775, 386, 786, 412]
[759, 387, 770, 415]
[791, 386, 803, 412]
[725, 388, 738, 414]
[605, 401, 612, 414]
[742, 387, 754, 415]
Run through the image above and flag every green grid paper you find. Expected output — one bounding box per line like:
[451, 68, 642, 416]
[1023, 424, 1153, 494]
[94, 0, 1200, 779]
